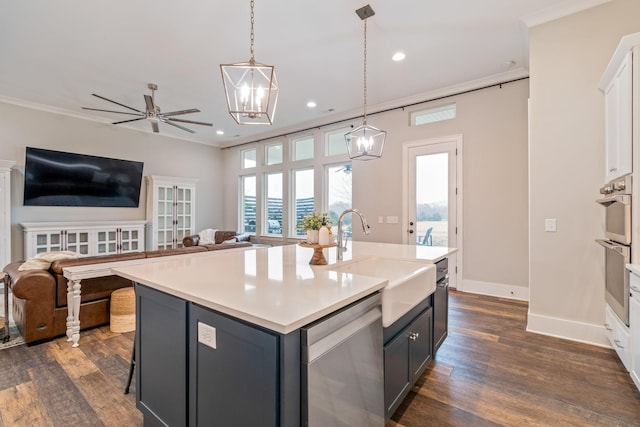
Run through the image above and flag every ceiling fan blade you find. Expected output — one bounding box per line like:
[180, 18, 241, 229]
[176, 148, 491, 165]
[166, 117, 213, 126]
[82, 107, 143, 117]
[92, 94, 142, 113]
[161, 108, 200, 117]
[112, 117, 146, 125]
[161, 119, 196, 134]
[151, 120, 159, 133]
[144, 94, 154, 113]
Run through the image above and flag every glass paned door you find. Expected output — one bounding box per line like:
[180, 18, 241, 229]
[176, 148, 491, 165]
[407, 139, 458, 286]
[157, 185, 175, 249]
[175, 187, 193, 247]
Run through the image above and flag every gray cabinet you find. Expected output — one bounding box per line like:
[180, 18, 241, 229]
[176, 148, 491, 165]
[135, 284, 300, 427]
[433, 281, 449, 352]
[189, 304, 278, 426]
[433, 257, 449, 353]
[136, 284, 188, 427]
[383, 298, 432, 420]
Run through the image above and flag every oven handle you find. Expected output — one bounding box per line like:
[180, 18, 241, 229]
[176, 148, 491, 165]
[595, 239, 630, 256]
[596, 194, 630, 206]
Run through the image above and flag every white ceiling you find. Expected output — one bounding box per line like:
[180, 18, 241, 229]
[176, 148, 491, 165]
[0, 0, 607, 148]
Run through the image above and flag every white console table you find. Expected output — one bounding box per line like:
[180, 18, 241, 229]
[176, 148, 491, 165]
[62, 247, 253, 347]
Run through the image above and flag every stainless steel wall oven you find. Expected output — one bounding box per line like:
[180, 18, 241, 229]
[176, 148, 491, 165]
[597, 174, 632, 325]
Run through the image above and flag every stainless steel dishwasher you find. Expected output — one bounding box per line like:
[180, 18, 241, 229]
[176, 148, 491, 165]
[301, 292, 384, 426]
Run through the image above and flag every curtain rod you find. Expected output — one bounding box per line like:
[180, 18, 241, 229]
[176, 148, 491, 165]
[221, 76, 529, 150]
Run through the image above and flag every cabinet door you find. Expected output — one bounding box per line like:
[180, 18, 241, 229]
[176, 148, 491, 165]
[96, 230, 119, 255]
[156, 185, 175, 249]
[136, 285, 188, 427]
[120, 227, 142, 253]
[32, 231, 64, 255]
[175, 186, 193, 248]
[384, 328, 411, 419]
[433, 283, 449, 353]
[190, 304, 278, 426]
[630, 284, 640, 389]
[605, 51, 633, 181]
[410, 307, 433, 381]
[605, 77, 619, 180]
[65, 230, 90, 255]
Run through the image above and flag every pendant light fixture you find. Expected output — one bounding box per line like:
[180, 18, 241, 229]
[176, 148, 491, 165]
[345, 4, 386, 161]
[220, 0, 279, 125]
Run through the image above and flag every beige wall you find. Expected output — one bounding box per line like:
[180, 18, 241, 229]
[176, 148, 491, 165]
[0, 102, 223, 261]
[528, 0, 640, 342]
[222, 79, 530, 291]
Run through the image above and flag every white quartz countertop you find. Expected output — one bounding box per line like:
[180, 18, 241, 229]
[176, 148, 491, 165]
[114, 242, 457, 334]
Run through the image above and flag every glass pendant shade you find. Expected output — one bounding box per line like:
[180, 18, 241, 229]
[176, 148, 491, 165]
[345, 4, 385, 160]
[345, 122, 386, 160]
[220, 60, 279, 125]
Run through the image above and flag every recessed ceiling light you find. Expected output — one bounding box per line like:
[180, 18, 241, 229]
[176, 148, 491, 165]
[392, 52, 406, 62]
[216, 130, 224, 135]
[307, 101, 317, 108]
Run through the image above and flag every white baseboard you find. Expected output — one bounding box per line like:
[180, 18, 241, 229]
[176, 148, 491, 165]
[526, 311, 610, 348]
[458, 279, 611, 348]
[460, 279, 529, 301]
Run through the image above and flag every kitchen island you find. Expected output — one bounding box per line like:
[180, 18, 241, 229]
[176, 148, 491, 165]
[114, 242, 456, 426]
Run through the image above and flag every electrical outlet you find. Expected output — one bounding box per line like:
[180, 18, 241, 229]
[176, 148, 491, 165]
[378, 216, 383, 224]
[198, 322, 217, 349]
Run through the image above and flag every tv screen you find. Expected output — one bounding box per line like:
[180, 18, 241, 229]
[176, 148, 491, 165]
[23, 147, 144, 207]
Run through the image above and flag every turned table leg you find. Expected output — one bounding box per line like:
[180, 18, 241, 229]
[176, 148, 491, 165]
[66, 278, 82, 347]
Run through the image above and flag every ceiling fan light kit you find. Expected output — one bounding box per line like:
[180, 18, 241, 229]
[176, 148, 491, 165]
[220, 0, 279, 125]
[82, 83, 213, 134]
[345, 4, 386, 161]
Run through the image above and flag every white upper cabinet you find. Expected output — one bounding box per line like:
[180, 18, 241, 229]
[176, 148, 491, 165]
[602, 50, 633, 182]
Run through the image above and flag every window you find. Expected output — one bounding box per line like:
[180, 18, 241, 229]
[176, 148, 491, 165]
[240, 175, 256, 233]
[265, 142, 283, 165]
[411, 103, 456, 126]
[326, 128, 350, 156]
[241, 148, 256, 168]
[265, 172, 283, 235]
[326, 163, 352, 233]
[292, 169, 314, 236]
[292, 135, 314, 161]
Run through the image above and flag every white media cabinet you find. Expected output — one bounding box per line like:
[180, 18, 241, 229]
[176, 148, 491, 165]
[21, 220, 146, 259]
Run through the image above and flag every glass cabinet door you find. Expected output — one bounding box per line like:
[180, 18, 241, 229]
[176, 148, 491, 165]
[66, 231, 90, 255]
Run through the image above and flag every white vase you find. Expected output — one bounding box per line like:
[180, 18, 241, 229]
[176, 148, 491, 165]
[306, 230, 319, 244]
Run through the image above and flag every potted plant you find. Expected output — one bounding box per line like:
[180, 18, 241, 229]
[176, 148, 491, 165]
[299, 211, 329, 243]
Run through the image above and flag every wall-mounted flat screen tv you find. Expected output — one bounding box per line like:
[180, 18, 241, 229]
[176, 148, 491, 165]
[23, 147, 144, 207]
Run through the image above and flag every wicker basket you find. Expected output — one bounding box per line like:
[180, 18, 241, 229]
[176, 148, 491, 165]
[110, 287, 136, 333]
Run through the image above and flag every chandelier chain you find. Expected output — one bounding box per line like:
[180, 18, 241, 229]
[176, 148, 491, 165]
[363, 18, 368, 123]
[249, 0, 255, 62]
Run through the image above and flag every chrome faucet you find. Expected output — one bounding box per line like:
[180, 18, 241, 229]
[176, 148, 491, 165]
[337, 209, 370, 260]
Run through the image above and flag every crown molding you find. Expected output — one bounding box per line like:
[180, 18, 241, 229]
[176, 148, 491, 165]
[521, 0, 611, 28]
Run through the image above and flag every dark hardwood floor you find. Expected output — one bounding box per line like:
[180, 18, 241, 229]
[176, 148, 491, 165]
[0, 290, 638, 426]
[388, 290, 640, 427]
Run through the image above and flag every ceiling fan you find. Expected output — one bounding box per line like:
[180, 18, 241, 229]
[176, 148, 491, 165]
[82, 83, 213, 134]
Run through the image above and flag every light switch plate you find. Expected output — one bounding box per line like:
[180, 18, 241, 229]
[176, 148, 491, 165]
[386, 216, 398, 224]
[198, 322, 217, 349]
[545, 218, 557, 232]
